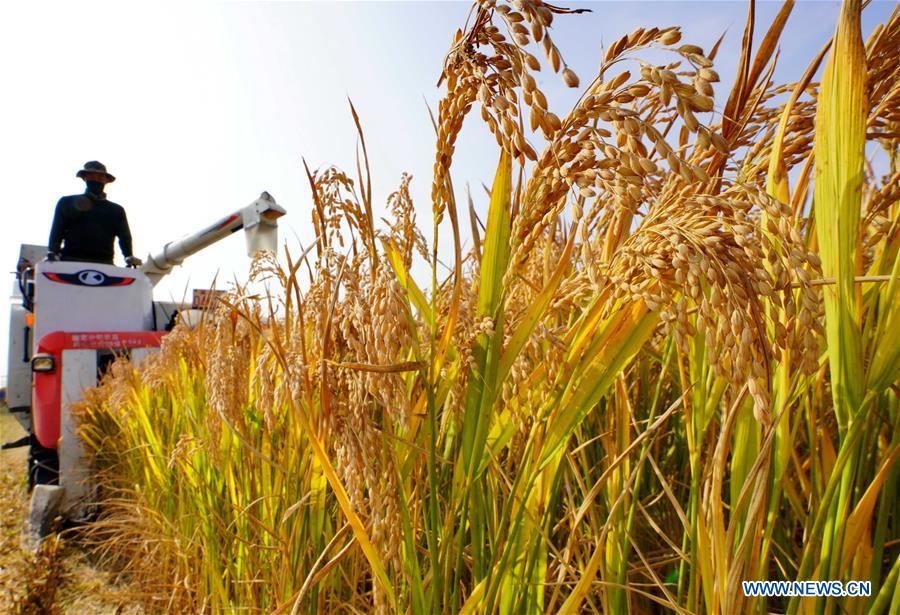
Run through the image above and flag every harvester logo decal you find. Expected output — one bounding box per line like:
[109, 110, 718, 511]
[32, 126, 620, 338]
[43, 270, 136, 287]
[78, 270, 106, 285]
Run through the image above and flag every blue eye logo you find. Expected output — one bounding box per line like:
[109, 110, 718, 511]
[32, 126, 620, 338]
[78, 270, 106, 285]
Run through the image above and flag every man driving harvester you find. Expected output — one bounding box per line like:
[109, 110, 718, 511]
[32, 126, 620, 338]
[46, 161, 143, 267]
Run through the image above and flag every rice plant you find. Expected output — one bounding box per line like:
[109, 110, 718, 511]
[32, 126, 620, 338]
[76, 1, 898, 613]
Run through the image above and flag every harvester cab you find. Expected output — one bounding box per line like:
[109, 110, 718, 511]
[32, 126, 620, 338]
[4, 193, 285, 544]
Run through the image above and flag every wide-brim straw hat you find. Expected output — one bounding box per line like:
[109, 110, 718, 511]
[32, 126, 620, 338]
[76, 160, 116, 183]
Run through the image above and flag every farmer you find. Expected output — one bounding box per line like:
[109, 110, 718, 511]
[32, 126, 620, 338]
[46, 161, 143, 267]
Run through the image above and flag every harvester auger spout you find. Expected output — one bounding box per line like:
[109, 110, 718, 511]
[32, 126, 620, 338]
[141, 191, 286, 286]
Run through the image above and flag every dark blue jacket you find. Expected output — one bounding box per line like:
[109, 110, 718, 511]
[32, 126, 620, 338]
[48, 192, 133, 264]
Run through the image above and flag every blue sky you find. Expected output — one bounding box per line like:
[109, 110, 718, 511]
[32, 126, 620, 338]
[0, 0, 895, 381]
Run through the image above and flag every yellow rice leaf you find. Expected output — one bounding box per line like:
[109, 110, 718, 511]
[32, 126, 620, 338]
[868, 251, 900, 392]
[384, 239, 433, 329]
[459, 578, 486, 615]
[840, 447, 898, 570]
[295, 406, 397, 609]
[812, 0, 868, 424]
[458, 150, 512, 481]
[766, 41, 830, 203]
[497, 222, 575, 384]
[820, 422, 838, 484]
[539, 302, 657, 469]
[556, 539, 604, 615]
[476, 150, 512, 318]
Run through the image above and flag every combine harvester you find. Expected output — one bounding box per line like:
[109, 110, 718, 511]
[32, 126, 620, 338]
[4, 193, 286, 544]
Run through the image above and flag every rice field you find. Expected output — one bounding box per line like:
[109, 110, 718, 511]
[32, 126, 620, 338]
[76, 1, 898, 613]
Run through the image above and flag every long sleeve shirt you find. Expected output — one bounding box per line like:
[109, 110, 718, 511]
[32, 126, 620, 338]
[48, 193, 133, 264]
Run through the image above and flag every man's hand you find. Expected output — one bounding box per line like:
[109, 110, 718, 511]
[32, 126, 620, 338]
[125, 255, 143, 268]
[44, 252, 59, 262]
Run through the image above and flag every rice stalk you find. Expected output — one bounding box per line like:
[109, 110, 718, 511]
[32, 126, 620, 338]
[69, 2, 899, 613]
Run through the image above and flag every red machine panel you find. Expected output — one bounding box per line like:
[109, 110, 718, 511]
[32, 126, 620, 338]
[32, 331, 165, 449]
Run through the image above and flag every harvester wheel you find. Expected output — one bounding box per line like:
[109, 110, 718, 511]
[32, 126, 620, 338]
[27, 435, 59, 491]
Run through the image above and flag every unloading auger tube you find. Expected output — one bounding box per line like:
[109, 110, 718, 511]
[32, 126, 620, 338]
[141, 192, 286, 286]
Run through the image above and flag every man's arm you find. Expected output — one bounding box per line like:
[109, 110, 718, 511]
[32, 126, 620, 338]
[119, 209, 142, 267]
[48, 199, 68, 254]
[117, 206, 134, 259]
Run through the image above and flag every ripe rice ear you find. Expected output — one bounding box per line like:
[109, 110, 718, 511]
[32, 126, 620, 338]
[73, 3, 898, 612]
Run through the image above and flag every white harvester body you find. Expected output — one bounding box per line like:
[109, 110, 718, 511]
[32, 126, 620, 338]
[6, 244, 45, 412]
[33, 261, 154, 343]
